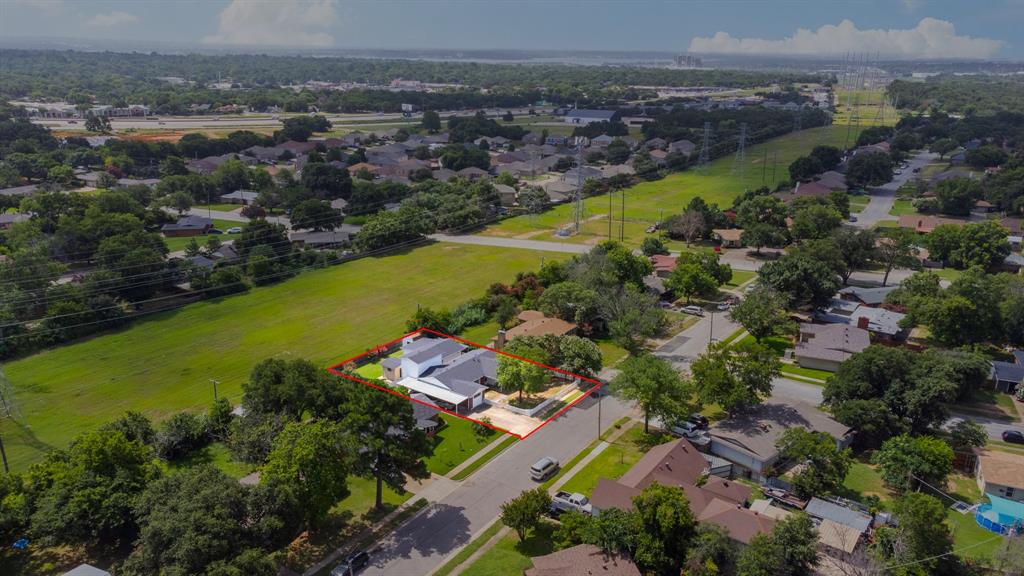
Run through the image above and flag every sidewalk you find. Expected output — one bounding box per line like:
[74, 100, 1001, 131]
[446, 433, 514, 479]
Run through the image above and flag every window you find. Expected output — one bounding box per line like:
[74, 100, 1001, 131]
[1006, 488, 1015, 498]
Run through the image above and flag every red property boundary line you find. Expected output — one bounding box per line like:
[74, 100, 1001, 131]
[327, 327, 605, 440]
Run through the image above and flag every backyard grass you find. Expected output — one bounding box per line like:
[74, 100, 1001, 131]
[451, 435, 519, 481]
[482, 126, 867, 248]
[166, 441, 253, 480]
[888, 198, 918, 216]
[460, 522, 557, 576]
[560, 423, 653, 496]
[163, 218, 242, 251]
[1, 243, 563, 472]
[840, 461, 895, 505]
[424, 415, 498, 476]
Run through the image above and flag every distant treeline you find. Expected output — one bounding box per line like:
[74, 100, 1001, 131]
[0, 49, 825, 115]
[888, 75, 1024, 115]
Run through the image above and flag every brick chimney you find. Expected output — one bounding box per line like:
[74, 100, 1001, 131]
[495, 330, 506, 350]
[857, 316, 870, 330]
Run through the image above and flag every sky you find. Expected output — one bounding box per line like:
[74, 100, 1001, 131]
[1, 0, 1022, 59]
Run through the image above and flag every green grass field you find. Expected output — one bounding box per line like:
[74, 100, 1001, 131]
[460, 522, 557, 576]
[1, 243, 563, 472]
[560, 423, 651, 496]
[482, 126, 866, 248]
[889, 199, 918, 216]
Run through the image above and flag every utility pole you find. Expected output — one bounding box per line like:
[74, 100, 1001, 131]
[210, 379, 220, 401]
[608, 191, 612, 239]
[0, 434, 7, 474]
[620, 189, 625, 242]
[731, 122, 748, 187]
[573, 138, 584, 234]
[697, 121, 711, 171]
[596, 389, 603, 439]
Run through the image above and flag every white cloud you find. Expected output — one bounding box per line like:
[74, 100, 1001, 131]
[203, 0, 339, 47]
[86, 10, 140, 27]
[688, 18, 1004, 59]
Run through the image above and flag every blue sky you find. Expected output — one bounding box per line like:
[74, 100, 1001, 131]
[2, 0, 1021, 58]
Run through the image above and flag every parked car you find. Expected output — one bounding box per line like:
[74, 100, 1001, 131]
[208, 228, 224, 235]
[331, 551, 370, 576]
[530, 457, 560, 481]
[226, 226, 242, 234]
[716, 302, 731, 311]
[669, 420, 702, 439]
[681, 305, 705, 317]
[1003, 430, 1024, 444]
[551, 491, 593, 516]
[688, 413, 710, 429]
[848, 215, 858, 222]
[912, 167, 921, 173]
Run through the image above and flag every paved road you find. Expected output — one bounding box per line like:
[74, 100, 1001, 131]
[654, 311, 740, 367]
[361, 394, 633, 576]
[851, 151, 938, 229]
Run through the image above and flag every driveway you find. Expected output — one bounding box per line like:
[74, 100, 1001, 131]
[360, 394, 633, 576]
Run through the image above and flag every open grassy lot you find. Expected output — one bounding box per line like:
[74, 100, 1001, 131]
[424, 415, 499, 476]
[832, 89, 898, 128]
[560, 423, 654, 496]
[460, 522, 557, 576]
[889, 198, 917, 216]
[163, 218, 241, 251]
[482, 126, 867, 248]
[725, 269, 756, 288]
[194, 203, 242, 212]
[1, 243, 564, 471]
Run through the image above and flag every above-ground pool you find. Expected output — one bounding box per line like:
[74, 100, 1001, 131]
[975, 503, 1024, 535]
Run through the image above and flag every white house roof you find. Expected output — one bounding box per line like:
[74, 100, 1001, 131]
[396, 376, 469, 405]
[63, 565, 112, 576]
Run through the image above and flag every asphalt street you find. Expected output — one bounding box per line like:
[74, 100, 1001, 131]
[851, 150, 938, 229]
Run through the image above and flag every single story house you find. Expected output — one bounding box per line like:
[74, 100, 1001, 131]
[837, 285, 897, 307]
[592, 438, 772, 544]
[600, 164, 635, 179]
[0, 212, 31, 229]
[713, 228, 744, 248]
[277, 140, 318, 155]
[564, 109, 616, 125]
[494, 184, 517, 208]
[805, 497, 872, 555]
[815, 298, 908, 342]
[62, 565, 112, 576]
[897, 214, 970, 234]
[161, 215, 213, 237]
[543, 180, 576, 204]
[999, 253, 1024, 273]
[589, 134, 615, 147]
[492, 310, 577, 348]
[991, 351, 1024, 394]
[974, 448, 1024, 503]
[775, 181, 832, 202]
[384, 336, 495, 413]
[288, 230, 349, 249]
[795, 323, 870, 372]
[709, 401, 852, 481]
[525, 544, 640, 576]
[0, 184, 39, 197]
[432, 168, 457, 181]
[650, 254, 677, 278]
[816, 171, 847, 191]
[456, 167, 490, 181]
[669, 139, 697, 156]
[220, 189, 259, 205]
[561, 166, 602, 182]
[645, 137, 668, 150]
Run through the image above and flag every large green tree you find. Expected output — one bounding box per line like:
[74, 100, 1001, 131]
[691, 340, 780, 415]
[871, 434, 954, 493]
[874, 493, 953, 576]
[727, 286, 790, 342]
[759, 255, 841, 309]
[499, 488, 551, 540]
[262, 421, 353, 527]
[632, 483, 698, 576]
[610, 354, 690, 432]
[776, 428, 851, 499]
[736, 514, 819, 576]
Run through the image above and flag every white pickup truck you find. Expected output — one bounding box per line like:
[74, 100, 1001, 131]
[550, 491, 593, 516]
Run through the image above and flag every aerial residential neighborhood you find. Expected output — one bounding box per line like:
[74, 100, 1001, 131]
[1, 1, 1024, 576]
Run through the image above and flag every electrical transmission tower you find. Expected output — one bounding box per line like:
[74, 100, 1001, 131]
[697, 121, 711, 171]
[731, 123, 748, 185]
[0, 367, 18, 420]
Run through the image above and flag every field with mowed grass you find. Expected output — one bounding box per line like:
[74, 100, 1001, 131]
[481, 125, 866, 248]
[1, 243, 564, 471]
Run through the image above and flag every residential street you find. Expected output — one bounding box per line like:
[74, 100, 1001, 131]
[360, 394, 633, 576]
[429, 233, 591, 254]
[851, 150, 938, 228]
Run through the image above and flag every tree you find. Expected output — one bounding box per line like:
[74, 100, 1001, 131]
[342, 384, 433, 510]
[497, 339, 551, 401]
[154, 412, 208, 460]
[736, 195, 788, 229]
[875, 228, 920, 286]
[809, 145, 842, 170]
[101, 411, 156, 445]
[993, 536, 1024, 576]
[665, 252, 732, 303]
[788, 156, 823, 182]
[610, 354, 690, 432]
[84, 113, 111, 133]
[871, 434, 953, 493]
[691, 340, 780, 415]
[791, 204, 842, 240]
[759, 255, 840, 309]
[242, 357, 333, 418]
[263, 420, 352, 527]
[928, 138, 958, 158]
[845, 152, 892, 189]
[555, 335, 603, 377]
[831, 399, 908, 450]
[736, 514, 818, 576]
[29, 429, 159, 548]
[499, 488, 551, 540]
[776, 428, 852, 499]
[684, 524, 739, 576]
[949, 419, 987, 452]
[728, 286, 790, 342]
[741, 223, 788, 254]
[874, 493, 952, 576]
[123, 465, 254, 576]
[537, 281, 599, 326]
[606, 139, 631, 164]
[235, 219, 290, 258]
[933, 177, 980, 216]
[831, 227, 877, 285]
[289, 199, 343, 231]
[664, 209, 706, 246]
[632, 483, 697, 576]
[601, 284, 665, 355]
[421, 110, 441, 133]
[300, 162, 352, 200]
[965, 144, 1008, 169]
[641, 236, 669, 256]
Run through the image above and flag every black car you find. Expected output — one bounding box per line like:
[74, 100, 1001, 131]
[1003, 430, 1024, 445]
[332, 551, 370, 576]
[687, 413, 710, 430]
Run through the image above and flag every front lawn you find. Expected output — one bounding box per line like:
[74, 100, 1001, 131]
[779, 364, 833, 382]
[163, 218, 243, 251]
[726, 269, 757, 288]
[888, 199, 918, 216]
[460, 522, 557, 576]
[424, 415, 500, 476]
[737, 333, 791, 356]
[560, 423, 657, 496]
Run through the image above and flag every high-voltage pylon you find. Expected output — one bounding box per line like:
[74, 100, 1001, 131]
[731, 123, 748, 185]
[697, 121, 711, 171]
[0, 366, 18, 420]
[573, 137, 585, 234]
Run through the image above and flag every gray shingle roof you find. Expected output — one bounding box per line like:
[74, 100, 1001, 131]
[805, 497, 872, 533]
[404, 338, 466, 364]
